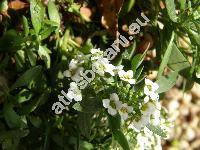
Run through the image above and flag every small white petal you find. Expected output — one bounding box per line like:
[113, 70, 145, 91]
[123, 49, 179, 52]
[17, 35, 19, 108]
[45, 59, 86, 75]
[110, 93, 119, 101]
[118, 70, 125, 77]
[144, 96, 149, 103]
[102, 99, 110, 108]
[66, 91, 73, 102]
[150, 92, 159, 101]
[127, 106, 133, 113]
[129, 79, 136, 84]
[127, 70, 133, 78]
[69, 59, 78, 70]
[108, 107, 117, 116]
[74, 95, 82, 101]
[152, 82, 159, 91]
[115, 100, 122, 110]
[145, 78, 153, 85]
[63, 70, 71, 77]
[120, 113, 128, 120]
[144, 86, 151, 96]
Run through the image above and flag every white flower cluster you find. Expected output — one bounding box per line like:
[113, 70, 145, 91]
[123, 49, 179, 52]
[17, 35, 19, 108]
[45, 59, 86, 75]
[64, 48, 136, 89]
[103, 93, 133, 120]
[52, 82, 82, 114]
[130, 79, 161, 132]
[52, 48, 136, 114]
[135, 127, 162, 150]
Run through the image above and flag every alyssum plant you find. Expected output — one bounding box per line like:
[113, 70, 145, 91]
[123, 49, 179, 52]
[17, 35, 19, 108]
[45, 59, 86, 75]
[52, 48, 171, 149]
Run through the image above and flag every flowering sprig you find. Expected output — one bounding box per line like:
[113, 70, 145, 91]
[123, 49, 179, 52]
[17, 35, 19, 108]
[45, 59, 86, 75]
[52, 48, 169, 150]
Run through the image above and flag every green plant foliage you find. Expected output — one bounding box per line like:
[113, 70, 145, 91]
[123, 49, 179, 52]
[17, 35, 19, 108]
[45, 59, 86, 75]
[0, 0, 199, 149]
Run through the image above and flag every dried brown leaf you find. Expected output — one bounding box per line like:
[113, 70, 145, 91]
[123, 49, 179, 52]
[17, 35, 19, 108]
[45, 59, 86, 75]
[9, 0, 29, 10]
[98, 0, 124, 37]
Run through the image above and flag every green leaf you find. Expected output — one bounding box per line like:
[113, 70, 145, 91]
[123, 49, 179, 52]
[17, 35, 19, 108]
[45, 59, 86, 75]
[30, 0, 45, 34]
[16, 89, 33, 103]
[0, 0, 8, 13]
[40, 25, 57, 40]
[122, 41, 136, 60]
[48, 1, 60, 28]
[11, 65, 42, 90]
[0, 54, 9, 71]
[146, 124, 167, 138]
[29, 116, 42, 128]
[134, 66, 144, 80]
[165, 0, 178, 22]
[3, 101, 27, 128]
[108, 115, 121, 131]
[0, 129, 29, 150]
[157, 31, 175, 79]
[120, 0, 135, 16]
[179, 0, 186, 10]
[156, 71, 178, 93]
[0, 30, 24, 52]
[25, 48, 37, 66]
[19, 92, 48, 115]
[131, 54, 143, 73]
[81, 97, 102, 113]
[113, 130, 130, 150]
[81, 39, 93, 54]
[168, 43, 190, 71]
[38, 45, 51, 68]
[78, 113, 92, 138]
[0, 129, 29, 140]
[187, 28, 200, 46]
[22, 16, 29, 37]
[72, 102, 83, 112]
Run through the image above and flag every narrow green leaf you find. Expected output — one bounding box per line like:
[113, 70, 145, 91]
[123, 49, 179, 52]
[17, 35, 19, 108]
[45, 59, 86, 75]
[156, 71, 178, 93]
[78, 113, 92, 138]
[16, 89, 33, 103]
[11, 65, 42, 90]
[146, 124, 167, 138]
[165, 0, 178, 22]
[22, 16, 29, 37]
[25, 49, 37, 66]
[48, 1, 61, 27]
[120, 0, 135, 16]
[38, 45, 51, 68]
[0, 30, 24, 52]
[157, 31, 175, 79]
[40, 25, 57, 40]
[131, 54, 142, 73]
[3, 102, 27, 128]
[30, 0, 45, 34]
[113, 130, 130, 150]
[19, 92, 48, 115]
[108, 115, 121, 131]
[179, 0, 186, 10]
[122, 41, 136, 60]
[168, 43, 190, 71]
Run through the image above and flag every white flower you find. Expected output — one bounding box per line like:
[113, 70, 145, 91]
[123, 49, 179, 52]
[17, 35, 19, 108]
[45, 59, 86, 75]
[113, 65, 124, 75]
[118, 103, 133, 120]
[102, 93, 122, 116]
[118, 70, 136, 84]
[130, 101, 160, 132]
[67, 82, 82, 102]
[93, 58, 115, 76]
[144, 92, 159, 103]
[91, 48, 103, 60]
[196, 72, 200, 78]
[64, 59, 83, 82]
[144, 78, 159, 95]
